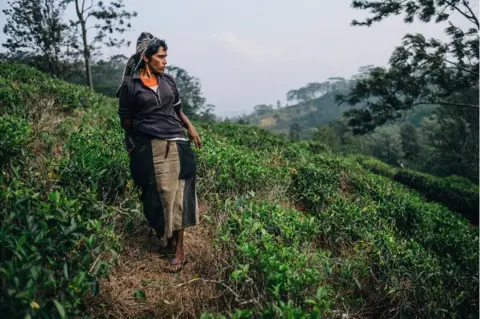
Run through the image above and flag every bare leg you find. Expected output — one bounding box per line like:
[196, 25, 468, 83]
[165, 229, 185, 272]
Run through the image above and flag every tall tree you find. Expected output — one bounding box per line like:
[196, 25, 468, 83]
[313, 124, 341, 152]
[420, 106, 478, 181]
[62, 0, 137, 89]
[253, 104, 274, 116]
[336, 0, 479, 135]
[64, 54, 128, 96]
[289, 122, 301, 141]
[166, 65, 213, 118]
[2, 0, 69, 76]
[399, 122, 421, 160]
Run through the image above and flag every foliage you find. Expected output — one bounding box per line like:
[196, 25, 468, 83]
[64, 54, 128, 97]
[0, 62, 135, 318]
[291, 155, 478, 317]
[0, 115, 31, 165]
[166, 65, 215, 119]
[207, 115, 478, 318]
[0, 62, 478, 318]
[2, 0, 69, 76]
[336, 0, 479, 134]
[358, 156, 479, 224]
[419, 106, 478, 182]
[399, 122, 420, 160]
[62, 0, 137, 89]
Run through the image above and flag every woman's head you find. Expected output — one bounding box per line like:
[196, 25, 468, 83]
[140, 38, 168, 74]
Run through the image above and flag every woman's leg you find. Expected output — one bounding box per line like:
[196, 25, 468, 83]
[165, 229, 185, 272]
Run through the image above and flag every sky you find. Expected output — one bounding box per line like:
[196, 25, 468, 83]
[0, 0, 477, 118]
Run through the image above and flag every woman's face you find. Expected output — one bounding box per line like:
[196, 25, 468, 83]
[144, 46, 167, 74]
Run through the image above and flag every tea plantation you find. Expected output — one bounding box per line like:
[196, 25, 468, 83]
[1, 62, 478, 318]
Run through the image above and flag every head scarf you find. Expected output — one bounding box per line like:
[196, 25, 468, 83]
[115, 32, 161, 97]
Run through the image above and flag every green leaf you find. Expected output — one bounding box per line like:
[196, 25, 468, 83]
[53, 300, 66, 319]
[92, 278, 100, 296]
[134, 290, 146, 301]
[63, 262, 69, 280]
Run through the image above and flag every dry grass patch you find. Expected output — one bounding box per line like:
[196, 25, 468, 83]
[85, 205, 235, 319]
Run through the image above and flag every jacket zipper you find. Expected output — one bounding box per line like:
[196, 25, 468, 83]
[156, 75, 162, 106]
[138, 75, 162, 107]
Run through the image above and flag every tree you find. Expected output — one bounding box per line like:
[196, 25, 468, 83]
[399, 122, 421, 160]
[420, 106, 478, 182]
[336, 0, 479, 135]
[253, 104, 274, 116]
[2, 0, 69, 76]
[368, 126, 403, 165]
[198, 103, 217, 122]
[313, 124, 341, 152]
[64, 54, 128, 96]
[166, 65, 211, 118]
[289, 122, 301, 140]
[62, 0, 137, 89]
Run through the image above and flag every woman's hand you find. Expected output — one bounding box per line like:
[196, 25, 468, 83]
[188, 126, 202, 149]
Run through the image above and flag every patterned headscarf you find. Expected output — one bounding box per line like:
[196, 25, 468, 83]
[115, 32, 160, 97]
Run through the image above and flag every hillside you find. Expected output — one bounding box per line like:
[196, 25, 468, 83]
[1, 63, 478, 319]
[241, 91, 438, 138]
[242, 92, 352, 138]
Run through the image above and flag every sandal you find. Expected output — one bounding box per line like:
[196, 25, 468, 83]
[164, 257, 187, 273]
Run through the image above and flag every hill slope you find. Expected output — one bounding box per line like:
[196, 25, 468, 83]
[241, 92, 438, 138]
[0, 63, 478, 319]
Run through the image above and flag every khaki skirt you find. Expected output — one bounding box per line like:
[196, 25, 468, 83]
[128, 133, 199, 240]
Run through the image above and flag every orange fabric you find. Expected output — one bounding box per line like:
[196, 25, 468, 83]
[140, 74, 158, 88]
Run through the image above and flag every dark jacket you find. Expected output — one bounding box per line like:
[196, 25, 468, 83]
[118, 71, 186, 140]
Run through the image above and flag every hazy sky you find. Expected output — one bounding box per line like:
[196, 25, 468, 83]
[0, 0, 476, 118]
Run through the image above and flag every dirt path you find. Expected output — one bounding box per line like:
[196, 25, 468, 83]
[86, 208, 225, 318]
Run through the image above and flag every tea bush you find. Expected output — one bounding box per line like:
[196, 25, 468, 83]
[196, 131, 290, 198]
[0, 172, 120, 318]
[0, 115, 31, 165]
[394, 169, 479, 224]
[358, 157, 479, 223]
[0, 63, 132, 318]
[291, 156, 478, 317]
[210, 198, 334, 318]
[58, 124, 129, 204]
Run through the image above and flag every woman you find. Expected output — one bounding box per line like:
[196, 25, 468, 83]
[117, 33, 202, 273]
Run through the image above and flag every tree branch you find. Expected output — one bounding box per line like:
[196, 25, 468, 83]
[462, 0, 479, 28]
[443, 59, 479, 77]
[413, 101, 479, 108]
[445, 0, 479, 27]
[81, 0, 86, 14]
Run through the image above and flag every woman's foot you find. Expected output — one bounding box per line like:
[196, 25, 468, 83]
[164, 255, 187, 273]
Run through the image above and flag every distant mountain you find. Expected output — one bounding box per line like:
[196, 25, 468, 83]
[239, 91, 438, 139]
[239, 92, 348, 138]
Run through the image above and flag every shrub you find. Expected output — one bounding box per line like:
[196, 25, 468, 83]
[0, 175, 120, 318]
[359, 157, 479, 224]
[394, 169, 479, 224]
[0, 115, 31, 165]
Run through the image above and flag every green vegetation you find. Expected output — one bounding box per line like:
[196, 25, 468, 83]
[1, 0, 478, 317]
[0, 62, 132, 318]
[357, 157, 479, 224]
[4, 64, 478, 318]
[3, 62, 477, 318]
